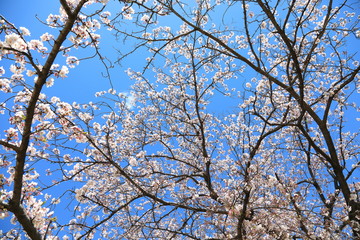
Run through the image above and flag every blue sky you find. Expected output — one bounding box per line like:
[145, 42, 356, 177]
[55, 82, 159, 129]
[1, 0, 360, 238]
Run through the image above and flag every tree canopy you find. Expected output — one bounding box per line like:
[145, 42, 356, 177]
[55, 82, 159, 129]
[1, 0, 360, 239]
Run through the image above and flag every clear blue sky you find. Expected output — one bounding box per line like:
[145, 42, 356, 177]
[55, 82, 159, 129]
[1, 0, 359, 237]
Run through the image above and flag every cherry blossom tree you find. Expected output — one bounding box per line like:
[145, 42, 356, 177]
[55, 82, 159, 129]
[1, 0, 360, 239]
